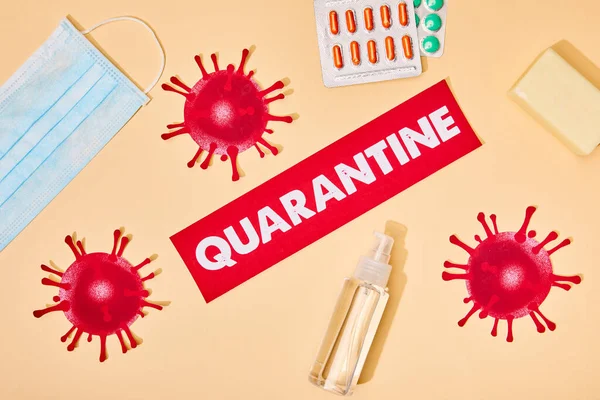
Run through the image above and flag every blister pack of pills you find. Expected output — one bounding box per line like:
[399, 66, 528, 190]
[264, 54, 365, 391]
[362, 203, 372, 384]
[314, 0, 422, 88]
[414, 0, 447, 57]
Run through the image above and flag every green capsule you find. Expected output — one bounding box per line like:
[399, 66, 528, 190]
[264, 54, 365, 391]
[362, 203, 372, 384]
[424, 14, 442, 32]
[414, 0, 422, 8]
[415, 14, 420, 27]
[425, 0, 444, 11]
[422, 36, 440, 53]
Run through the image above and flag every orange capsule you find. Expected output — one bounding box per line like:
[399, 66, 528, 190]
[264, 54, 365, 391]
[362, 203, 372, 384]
[380, 5, 391, 28]
[364, 7, 374, 31]
[399, 2, 409, 27]
[367, 40, 378, 64]
[345, 10, 357, 33]
[329, 11, 339, 35]
[350, 41, 361, 65]
[333, 45, 344, 69]
[402, 35, 414, 59]
[385, 36, 396, 60]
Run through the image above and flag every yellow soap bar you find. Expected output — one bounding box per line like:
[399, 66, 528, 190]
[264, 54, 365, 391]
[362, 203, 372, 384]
[509, 48, 600, 156]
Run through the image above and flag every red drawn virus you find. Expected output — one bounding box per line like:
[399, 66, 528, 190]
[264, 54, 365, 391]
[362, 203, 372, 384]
[443, 206, 582, 342]
[162, 48, 293, 181]
[33, 229, 164, 362]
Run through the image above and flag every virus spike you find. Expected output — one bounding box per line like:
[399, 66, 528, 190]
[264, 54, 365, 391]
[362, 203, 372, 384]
[490, 214, 498, 234]
[547, 238, 571, 256]
[449, 235, 475, 255]
[477, 212, 494, 238]
[529, 311, 546, 333]
[87, 333, 93, 342]
[254, 144, 265, 158]
[528, 230, 537, 238]
[265, 93, 285, 105]
[65, 235, 81, 259]
[116, 330, 128, 353]
[161, 128, 189, 140]
[491, 318, 499, 337]
[226, 146, 241, 181]
[264, 128, 274, 134]
[76, 240, 86, 255]
[247, 70, 255, 79]
[124, 289, 150, 297]
[533, 231, 559, 254]
[167, 122, 185, 129]
[67, 328, 83, 351]
[551, 282, 571, 291]
[137, 310, 146, 318]
[474, 235, 482, 243]
[267, 114, 293, 123]
[444, 261, 468, 271]
[117, 235, 130, 257]
[123, 326, 139, 349]
[111, 229, 121, 257]
[506, 316, 514, 342]
[99, 335, 107, 362]
[61, 326, 76, 342]
[141, 272, 156, 282]
[141, 300, 164, 311]
[161, 83, 189, 98]
[463, 297, 473, 303]
[259, 80, 284, 98]
[53, 296, 61, 302]
[238, 48, 250, 74]
[34, 301, 70, 318]
[551, 273, 582, 286]
[257, 138, 279, 155]
[479, 295, 499, 318]
[224, 64, 235, 91]
[41, 264, 63, 277]
[442, 271, 469, 281]
[194, 55, 209, 77]
[515, 206, 536, 243]
[200, 143, 217, 170]
[211, 53, 220, 71]
[41, 278, 70, 290]
[170, 76, 191, 93]
[133, 258, 152, 272]
[529, 306, 556, 331]
[458, 303, 480, 327]
[188, 147, 203, 168]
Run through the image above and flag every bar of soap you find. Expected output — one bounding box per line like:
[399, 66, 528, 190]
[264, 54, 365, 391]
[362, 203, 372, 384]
[509, 48, 600, 156]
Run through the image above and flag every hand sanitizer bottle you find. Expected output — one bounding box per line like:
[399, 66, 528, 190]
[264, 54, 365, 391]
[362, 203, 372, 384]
[308, 232, 394, 396]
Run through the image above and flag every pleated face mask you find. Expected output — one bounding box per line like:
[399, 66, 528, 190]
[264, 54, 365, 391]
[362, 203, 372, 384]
[0, 17, 164, 252]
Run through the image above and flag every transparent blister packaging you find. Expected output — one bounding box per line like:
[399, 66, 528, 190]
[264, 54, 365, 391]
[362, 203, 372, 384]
[313, 0, 422, 88]
[414, 0, 448, 57]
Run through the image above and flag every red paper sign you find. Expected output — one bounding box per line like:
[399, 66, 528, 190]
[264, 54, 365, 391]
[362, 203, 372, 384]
[171, 80, 482, 302]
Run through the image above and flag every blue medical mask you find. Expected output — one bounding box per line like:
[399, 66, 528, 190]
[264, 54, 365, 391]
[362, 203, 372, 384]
[0, 17, 165, 252]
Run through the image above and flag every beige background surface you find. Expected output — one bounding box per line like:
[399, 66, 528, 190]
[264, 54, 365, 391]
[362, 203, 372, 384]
[0, 0, 598, 399]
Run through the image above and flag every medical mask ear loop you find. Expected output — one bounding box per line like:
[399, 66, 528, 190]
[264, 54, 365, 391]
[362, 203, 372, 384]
[81, 16, 165, 94]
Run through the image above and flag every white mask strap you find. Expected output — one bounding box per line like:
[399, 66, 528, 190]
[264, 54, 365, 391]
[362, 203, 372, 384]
[81, 16, 165, 94]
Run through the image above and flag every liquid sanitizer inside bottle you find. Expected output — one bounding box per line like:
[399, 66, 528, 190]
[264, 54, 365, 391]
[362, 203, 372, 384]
[308, 232, 394, 396]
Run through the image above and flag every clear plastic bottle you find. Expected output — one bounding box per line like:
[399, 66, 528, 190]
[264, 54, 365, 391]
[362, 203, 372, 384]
[308, 232, 394, 396]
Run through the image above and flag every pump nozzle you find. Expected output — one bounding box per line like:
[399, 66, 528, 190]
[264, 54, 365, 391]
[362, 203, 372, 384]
[354, 231, 394, 287]
[368, 232, 394, 265]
